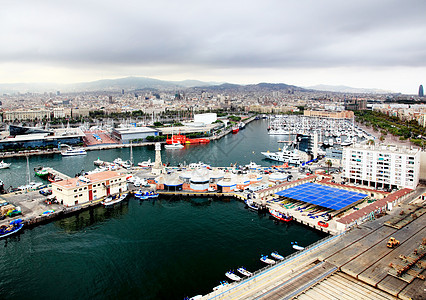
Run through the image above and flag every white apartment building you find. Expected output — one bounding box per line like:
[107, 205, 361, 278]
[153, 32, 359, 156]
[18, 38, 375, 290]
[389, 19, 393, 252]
[342, 144, 420, 190]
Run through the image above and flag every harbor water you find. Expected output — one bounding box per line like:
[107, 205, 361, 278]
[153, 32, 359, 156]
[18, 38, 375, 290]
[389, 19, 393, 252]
[0, 119, 310, 188]
[0, 120, 326, 299]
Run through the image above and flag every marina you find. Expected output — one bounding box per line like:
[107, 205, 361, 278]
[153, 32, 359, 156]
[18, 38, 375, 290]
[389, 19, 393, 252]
[0, 118, 424, 299]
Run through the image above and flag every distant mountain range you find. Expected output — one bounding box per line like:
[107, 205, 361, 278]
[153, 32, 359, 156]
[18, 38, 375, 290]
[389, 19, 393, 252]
[0, 76, 392, 94]
[307, 84, 393, 94]
[0, 77, 223, 94]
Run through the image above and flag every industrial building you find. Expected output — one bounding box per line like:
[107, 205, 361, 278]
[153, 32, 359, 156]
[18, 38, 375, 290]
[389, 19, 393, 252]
[52, 170, 128, 206]
[342, 144, 421, 189]
[111, 126, 160, 144]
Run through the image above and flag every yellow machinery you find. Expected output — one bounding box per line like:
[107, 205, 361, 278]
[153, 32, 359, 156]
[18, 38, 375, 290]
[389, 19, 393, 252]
[387, 237, 400, 248]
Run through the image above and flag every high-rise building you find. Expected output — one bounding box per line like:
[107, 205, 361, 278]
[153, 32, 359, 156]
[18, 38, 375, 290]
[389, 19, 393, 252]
[342, 144, 420, 189]
[419, 84, 424, 97]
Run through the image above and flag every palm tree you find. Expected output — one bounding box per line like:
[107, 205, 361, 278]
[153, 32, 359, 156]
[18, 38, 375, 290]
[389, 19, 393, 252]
[326, 160, 332, 174]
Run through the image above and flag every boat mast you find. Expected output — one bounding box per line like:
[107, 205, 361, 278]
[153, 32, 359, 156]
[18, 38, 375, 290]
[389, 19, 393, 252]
[130, 141, 133, 167]
[26, 154, 30, 185]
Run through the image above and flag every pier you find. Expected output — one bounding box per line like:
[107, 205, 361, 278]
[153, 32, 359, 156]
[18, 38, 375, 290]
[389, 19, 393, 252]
[202, 193, 425, 300]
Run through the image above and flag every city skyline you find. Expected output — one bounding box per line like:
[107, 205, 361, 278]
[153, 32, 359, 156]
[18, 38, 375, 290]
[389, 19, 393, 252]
[1, 0, 425, 94]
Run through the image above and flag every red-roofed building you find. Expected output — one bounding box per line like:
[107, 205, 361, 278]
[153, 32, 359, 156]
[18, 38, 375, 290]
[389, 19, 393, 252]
[52, 170, 128, 206]
[335, 188, 413, 232]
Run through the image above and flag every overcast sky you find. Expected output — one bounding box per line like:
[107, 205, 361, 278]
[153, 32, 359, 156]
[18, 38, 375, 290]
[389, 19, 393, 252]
[1, 0, 425, 93]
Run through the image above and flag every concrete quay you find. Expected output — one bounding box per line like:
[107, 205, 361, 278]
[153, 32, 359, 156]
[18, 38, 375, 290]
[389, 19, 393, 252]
[200, 192, 425, 300]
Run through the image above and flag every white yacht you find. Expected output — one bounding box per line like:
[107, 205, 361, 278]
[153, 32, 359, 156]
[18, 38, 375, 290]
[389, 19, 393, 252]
[261, 144, 302, 165]
[0, 161, 11, 169]
[244, 161, 261, 169]
[138, 158, 154, 168]
[164, 141, 184, 149]
[268, 128, 290, 135]
[61, 147, 87, 156]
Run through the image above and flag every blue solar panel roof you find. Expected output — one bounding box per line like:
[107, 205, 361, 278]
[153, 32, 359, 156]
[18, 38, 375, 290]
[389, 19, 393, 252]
[275, 182, 367, 211]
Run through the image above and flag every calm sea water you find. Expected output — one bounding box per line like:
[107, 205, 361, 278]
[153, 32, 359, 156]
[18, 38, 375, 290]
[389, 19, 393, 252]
[0, 120, 325, 299]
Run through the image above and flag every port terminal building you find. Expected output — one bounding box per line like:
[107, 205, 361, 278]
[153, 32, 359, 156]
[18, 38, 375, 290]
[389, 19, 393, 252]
[111, 126, 160, 144]
[51, 170, 128, 206]
[0, 125, 85, 151]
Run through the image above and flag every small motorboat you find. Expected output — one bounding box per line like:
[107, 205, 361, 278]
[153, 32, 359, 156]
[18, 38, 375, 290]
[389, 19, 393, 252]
[225, 271, 242, 281]
[139, 191, 159, 200]
[213, 281, 229, 291]
[101, 194, 126, 207]
[271, 251, 284, 260]
[61, 146, 87, 156]
[118, 193, 129, 201]
[244, 161, 260, 169]
[0, 161, 11, 169]
[164, 141, 184, 149]
[245, 199, 259, 211]
[292, 242, 305, 251]
[134, 190, 144, 198]
[269, 209, 293, 222]
[0, 219, 24, 239]
[138, 158, 154, 168]
[237, 267, 253, 277]
[260, 255, 275, 265]
[93, 157, 104, 166]
[34, 166, 49, 178]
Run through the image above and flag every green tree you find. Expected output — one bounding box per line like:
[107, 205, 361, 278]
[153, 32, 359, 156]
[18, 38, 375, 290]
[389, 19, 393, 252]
[325, 160, 332, 173]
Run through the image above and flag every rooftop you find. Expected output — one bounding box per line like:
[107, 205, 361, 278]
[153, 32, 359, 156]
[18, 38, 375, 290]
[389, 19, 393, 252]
[53, 170, 122, 189]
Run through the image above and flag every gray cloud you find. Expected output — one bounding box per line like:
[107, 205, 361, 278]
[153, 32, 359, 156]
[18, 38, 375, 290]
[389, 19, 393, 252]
[0, 0, 425, 81]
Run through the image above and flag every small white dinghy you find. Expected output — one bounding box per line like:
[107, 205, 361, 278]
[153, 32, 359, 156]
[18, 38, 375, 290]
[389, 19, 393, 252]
[213, 281, 229, 291]
[292, 242, 305, 251]
[237, 267, 253, 277]
[225, 271, 242, 281]
[260, 255, 275, 265]
[271, 251, 284, 260]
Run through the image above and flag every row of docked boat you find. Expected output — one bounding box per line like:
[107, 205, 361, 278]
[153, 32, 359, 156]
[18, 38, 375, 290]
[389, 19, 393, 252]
[223, 266, 254, 283]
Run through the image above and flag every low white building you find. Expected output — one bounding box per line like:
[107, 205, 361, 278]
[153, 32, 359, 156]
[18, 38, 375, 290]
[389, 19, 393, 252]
[194, 113, 217, 125]
[342, 143, 421, 189]
[52, 170, 128, 206]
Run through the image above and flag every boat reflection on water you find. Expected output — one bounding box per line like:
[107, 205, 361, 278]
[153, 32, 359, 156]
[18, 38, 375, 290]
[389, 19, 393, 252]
[187, 197, 213, 207]
[54, 201, 130, 233]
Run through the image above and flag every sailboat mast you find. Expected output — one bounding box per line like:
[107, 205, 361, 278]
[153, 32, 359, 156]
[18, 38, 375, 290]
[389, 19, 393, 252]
[26, 155, 30, 185]
[130, 141, 133, 166]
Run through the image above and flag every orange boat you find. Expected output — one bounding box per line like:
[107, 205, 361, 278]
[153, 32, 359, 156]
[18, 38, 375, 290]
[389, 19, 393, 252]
[166, 133, 186, 145]
[167, 134, 210, 145]
[232, 126, 239, 134]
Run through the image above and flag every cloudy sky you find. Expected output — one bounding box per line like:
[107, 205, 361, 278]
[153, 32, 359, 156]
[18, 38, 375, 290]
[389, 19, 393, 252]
[1, 0, 425, 93]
